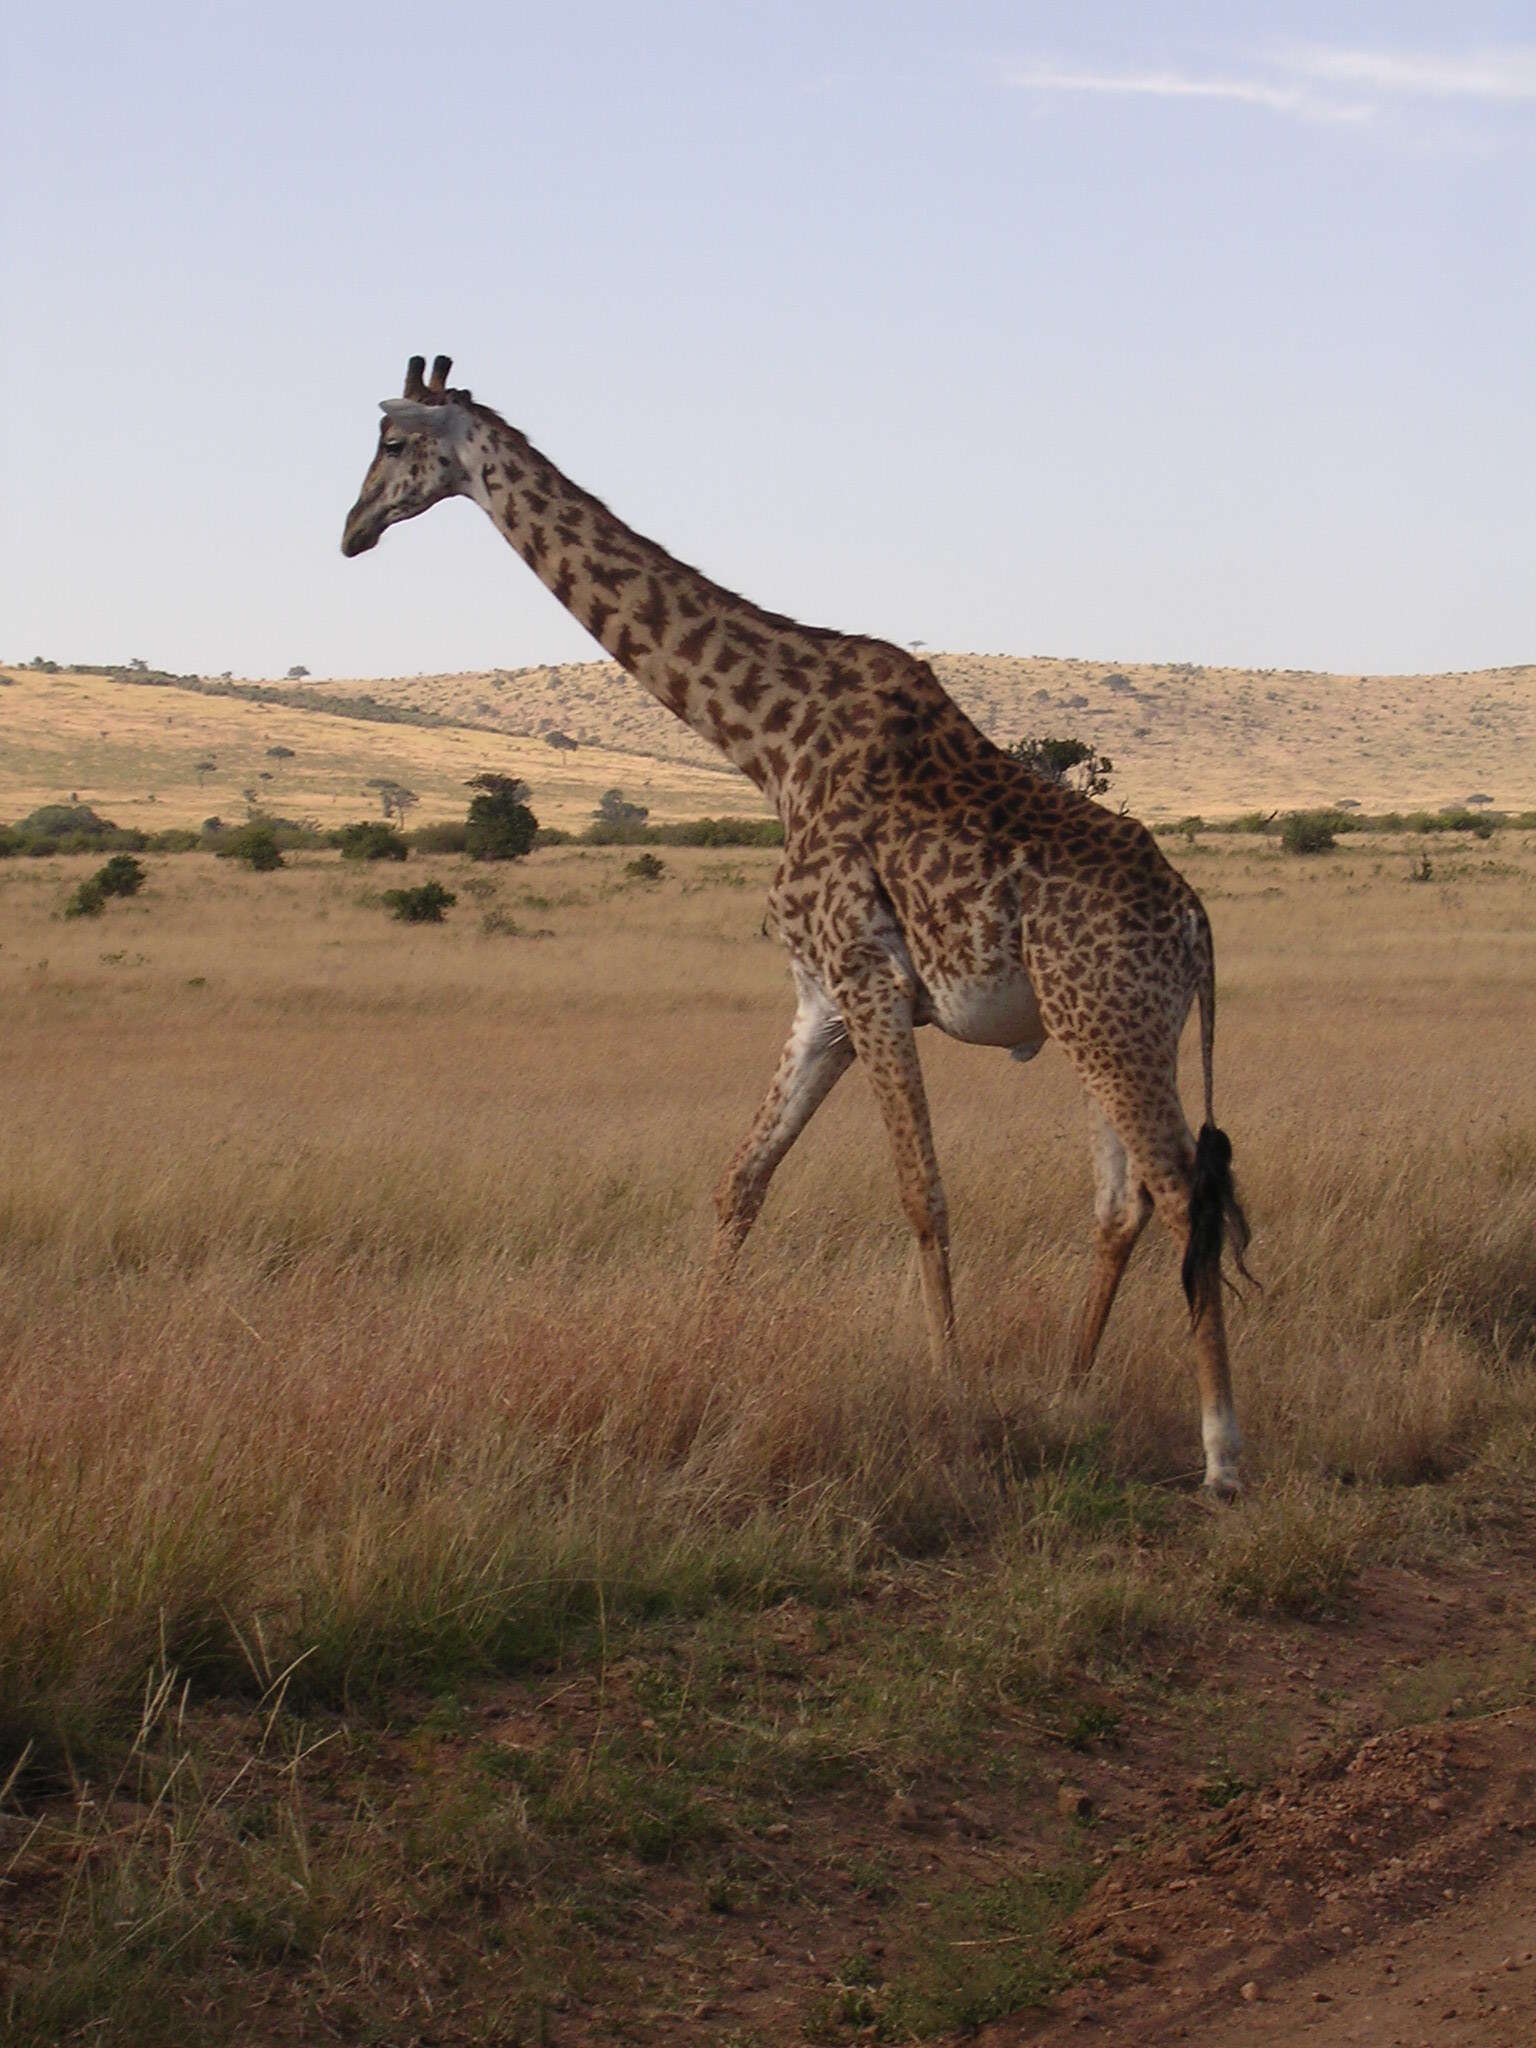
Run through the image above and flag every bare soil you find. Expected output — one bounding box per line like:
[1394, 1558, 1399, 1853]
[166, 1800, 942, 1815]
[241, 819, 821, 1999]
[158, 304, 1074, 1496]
[992, 1570, 1536, 2048]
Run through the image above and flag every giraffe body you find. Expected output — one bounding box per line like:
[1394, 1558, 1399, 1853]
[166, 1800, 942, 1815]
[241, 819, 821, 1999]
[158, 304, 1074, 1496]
[343, 357, 1252, 1494]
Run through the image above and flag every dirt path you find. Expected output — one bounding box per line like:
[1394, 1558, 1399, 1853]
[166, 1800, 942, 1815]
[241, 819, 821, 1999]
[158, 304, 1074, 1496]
[994, 1707, 1536, 2048]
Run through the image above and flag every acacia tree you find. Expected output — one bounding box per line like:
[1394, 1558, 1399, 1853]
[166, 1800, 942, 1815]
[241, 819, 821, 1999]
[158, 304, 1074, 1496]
[594, 787, 648, 827]
[1005, 735, 1113, 800]
[363, 777, 419, 826]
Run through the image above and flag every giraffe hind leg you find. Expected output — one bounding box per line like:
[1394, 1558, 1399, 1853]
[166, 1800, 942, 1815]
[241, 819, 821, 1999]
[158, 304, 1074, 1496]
[1073, 1101, 1154, 1377]
[1086, 1079, 1242, 1498]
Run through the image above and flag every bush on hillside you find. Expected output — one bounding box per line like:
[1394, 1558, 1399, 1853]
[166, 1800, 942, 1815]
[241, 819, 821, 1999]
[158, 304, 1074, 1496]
[97, 853, 147, 897]
[595, 787, 649, 828]
[411, 820, 470, 854]
[63, 877, 107, 918]
[1005, 735, 1114, 799]
[18, 803, 116, 841]
[336, 820, 408, 862]
[216, 825, 284, 870]
[1281, 811, 1336, 855]
[465, 775, 538, 862]
[61, 852, 148, 919]
[382, 880, 456, 923]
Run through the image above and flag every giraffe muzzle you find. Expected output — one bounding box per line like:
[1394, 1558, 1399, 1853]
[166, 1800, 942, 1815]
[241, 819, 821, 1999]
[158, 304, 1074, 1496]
[340, 503, 382, 557]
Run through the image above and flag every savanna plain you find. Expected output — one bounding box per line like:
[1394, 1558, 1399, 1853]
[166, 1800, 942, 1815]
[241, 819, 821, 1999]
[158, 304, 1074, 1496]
[3, 829, 1536, 2045]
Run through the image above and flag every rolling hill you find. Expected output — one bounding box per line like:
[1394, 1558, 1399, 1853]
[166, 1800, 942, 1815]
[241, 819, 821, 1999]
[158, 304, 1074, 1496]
[3, 651, 1532, 833]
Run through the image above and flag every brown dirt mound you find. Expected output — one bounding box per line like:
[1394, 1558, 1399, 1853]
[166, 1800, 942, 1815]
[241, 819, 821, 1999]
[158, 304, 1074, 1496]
[998, 1708, 1536, 2047]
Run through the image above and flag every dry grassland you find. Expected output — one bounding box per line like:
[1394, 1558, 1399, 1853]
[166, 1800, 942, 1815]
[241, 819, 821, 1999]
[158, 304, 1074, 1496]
[1, 835, 1534, 2040]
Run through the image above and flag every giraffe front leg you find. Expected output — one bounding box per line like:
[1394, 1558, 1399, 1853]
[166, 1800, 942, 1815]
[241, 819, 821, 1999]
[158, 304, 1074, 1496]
[833, 971, 958, 1374]
[707, 965, 853, 1287]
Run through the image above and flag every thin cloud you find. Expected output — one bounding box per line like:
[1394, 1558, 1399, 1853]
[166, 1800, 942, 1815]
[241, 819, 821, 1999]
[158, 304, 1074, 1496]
[1005, 47, 1536, 125]
[1003, 63, 1367, 124]
[1288, 46, 1536, 102]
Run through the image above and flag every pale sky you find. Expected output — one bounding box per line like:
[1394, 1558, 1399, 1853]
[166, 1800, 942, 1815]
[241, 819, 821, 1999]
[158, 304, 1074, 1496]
[3, 2, 1533, 680]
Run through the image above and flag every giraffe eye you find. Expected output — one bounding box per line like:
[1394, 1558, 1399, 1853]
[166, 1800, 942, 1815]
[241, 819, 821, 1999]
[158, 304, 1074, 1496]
[381, 438, 406, 456]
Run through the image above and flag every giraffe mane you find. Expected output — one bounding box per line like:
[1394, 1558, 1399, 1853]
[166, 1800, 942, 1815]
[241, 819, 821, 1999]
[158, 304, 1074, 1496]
[454, 388, 922, 661]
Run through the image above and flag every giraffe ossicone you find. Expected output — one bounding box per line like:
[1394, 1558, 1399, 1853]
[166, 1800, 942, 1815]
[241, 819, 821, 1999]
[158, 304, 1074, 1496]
[342, 355, 1254, 1495]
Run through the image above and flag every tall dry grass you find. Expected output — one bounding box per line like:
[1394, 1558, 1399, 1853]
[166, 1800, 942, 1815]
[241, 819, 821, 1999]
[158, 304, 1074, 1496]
[2, 839, 1534, 1768]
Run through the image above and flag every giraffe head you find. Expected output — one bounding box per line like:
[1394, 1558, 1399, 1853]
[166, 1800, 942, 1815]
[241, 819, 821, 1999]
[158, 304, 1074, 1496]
[341, 355, 476, 557]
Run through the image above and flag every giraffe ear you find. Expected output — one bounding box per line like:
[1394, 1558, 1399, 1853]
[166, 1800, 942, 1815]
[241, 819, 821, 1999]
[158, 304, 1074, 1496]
[379, 398, 463, 440]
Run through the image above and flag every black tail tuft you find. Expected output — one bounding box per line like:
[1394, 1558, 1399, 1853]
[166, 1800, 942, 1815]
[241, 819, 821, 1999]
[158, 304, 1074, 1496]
[1181, 1122, 1253, 1321]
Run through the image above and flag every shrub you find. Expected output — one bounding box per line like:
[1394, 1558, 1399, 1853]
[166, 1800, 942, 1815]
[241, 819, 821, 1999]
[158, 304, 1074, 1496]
[584, 817, 653, 845]
[595, 787, 649, 828]
[1005, 735, 1113, 799]
[9, 803, 147, 855]
[61, 854, 147, 919]
[17, 802, 115, 840]
[217, 825, 284, 870]
[63, 877, 107, 919]
[411, 820, 470, 854]
[1280, 811, 1336, 855]
[382, 880, 456, 923]
[147, 828, 201, 853]
[62, 828, 148, 854]
[97, 854, 146, 897]
[336, 820, 408, 862]
[466, 778, 538, 861]
[647, 816, 783, 848]
[0, 826, 23, 859]
[625, 853, 666, 882]
[264, 816, 328, 850]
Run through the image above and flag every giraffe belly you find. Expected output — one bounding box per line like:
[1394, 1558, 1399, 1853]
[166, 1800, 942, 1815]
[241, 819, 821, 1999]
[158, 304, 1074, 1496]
[924, 970, 1046, 1052]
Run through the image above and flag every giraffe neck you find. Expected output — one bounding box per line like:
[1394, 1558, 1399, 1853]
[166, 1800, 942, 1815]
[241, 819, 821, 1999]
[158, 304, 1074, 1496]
[461, 408, 840, 797]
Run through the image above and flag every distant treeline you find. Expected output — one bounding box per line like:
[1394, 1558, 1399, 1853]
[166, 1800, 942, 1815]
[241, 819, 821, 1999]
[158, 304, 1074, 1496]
[1161, 806, 1536, 840]
[0, 803, 786, 859]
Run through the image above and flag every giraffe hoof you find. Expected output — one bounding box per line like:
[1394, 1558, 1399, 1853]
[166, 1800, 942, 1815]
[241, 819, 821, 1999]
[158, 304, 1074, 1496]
[1202, 1470, 1243, 1504]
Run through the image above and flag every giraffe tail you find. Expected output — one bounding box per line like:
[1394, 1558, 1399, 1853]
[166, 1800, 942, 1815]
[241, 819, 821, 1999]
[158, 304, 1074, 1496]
[1182, 911, 1255, 1320]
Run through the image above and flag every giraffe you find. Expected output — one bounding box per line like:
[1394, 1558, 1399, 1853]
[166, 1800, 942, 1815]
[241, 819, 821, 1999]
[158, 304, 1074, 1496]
[342, 356, 1253, 1495]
